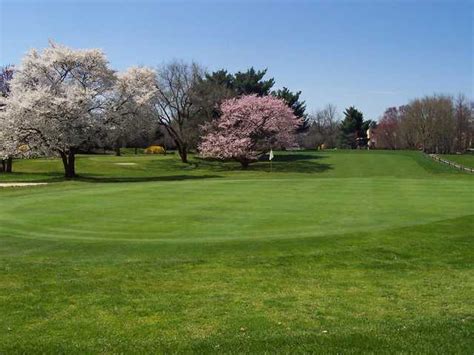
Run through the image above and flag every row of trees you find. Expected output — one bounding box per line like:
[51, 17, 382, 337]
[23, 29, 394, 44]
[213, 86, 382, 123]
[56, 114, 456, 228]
[1, 42, 472, 176]
[0, 42, 305, 176]
[154, 65, 308, 163]
[376, 95, 473, 153]
[301, 96, 473, 154]
[299, 105, 374, 150]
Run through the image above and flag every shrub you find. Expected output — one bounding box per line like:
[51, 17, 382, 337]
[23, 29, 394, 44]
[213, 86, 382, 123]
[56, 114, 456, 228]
[144, 145, 166, 154]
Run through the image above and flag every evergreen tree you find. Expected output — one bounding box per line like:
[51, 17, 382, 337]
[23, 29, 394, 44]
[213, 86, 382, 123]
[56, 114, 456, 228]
[272, 87, 309, 132]
[232, 67, 275, 96]
[192, 67, 307, 142]
[339, 106, 366, 148]
[202, 69, 234, 90]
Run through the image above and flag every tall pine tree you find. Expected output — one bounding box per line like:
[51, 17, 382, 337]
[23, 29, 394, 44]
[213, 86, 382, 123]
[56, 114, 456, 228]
[232, 67, 275, 96]
[272, 87, 309, 132]
[339, 106, 366, 148]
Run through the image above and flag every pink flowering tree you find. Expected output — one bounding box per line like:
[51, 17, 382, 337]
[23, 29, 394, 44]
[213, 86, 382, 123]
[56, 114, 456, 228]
[199, 95, 301, 168]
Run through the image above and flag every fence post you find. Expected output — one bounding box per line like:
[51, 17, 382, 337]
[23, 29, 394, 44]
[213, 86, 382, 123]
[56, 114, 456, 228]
[425, 152, 473, 174]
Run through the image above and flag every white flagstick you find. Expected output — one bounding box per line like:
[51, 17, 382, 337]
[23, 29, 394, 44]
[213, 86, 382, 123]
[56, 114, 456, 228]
[269, 149, 274, 173]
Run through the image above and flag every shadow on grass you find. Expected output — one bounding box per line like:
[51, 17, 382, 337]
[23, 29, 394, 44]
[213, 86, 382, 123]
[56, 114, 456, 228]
[260, 153, 326, 162]
[250, 161, 333, 173]
[194, 152, 333, 174]
[75, 174, 223, 183]
[0, 171, 65, 183]
[264, 161, 332, 173]
[1, 152, 333, 183]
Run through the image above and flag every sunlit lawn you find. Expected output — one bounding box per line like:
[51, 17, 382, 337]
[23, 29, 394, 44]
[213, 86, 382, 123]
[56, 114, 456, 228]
[1, 150, 473, 353]
[441, 153, 474, 168]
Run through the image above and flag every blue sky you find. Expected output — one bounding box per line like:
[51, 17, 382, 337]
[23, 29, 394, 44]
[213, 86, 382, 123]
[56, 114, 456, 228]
[1, 0, 472, 119]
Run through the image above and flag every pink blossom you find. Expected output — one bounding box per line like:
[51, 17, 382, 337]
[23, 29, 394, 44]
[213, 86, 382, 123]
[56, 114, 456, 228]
[199, 95, 301, 167]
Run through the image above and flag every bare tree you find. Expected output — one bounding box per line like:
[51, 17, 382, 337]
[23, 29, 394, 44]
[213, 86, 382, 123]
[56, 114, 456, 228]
[153, 61, 203, 163]
[302, 104, 340, 149]
[404, 95, 455, 153]
[380, 95, 466, 154]
[376, 107, 401, 149]
[453, 94, 473, 152]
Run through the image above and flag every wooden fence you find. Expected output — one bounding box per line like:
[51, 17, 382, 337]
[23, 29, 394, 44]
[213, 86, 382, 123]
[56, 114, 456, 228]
[427, 153, 474, 174]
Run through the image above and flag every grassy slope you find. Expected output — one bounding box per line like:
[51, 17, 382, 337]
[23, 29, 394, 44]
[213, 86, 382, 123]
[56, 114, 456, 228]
[0, 150, 473, 353]
[441, 153, 474, 168]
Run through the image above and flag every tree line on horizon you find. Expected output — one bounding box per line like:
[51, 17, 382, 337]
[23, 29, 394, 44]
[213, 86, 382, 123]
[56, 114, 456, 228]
[0, 43, 307, 175]
[0, 42, 473, 176]
[302, 96, 473, 154]
[375, 95, 472, 154]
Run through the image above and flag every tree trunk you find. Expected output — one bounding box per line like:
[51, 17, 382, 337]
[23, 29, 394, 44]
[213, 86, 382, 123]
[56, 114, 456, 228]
[5, 157, 12, 173]
[240, 160, 250, 169]
[115, 147, 121, 156]
[163, 125, 186, 162]
[134, 147, 138, 155]
[1, 158, 12, 173]
[177, 144, 188, 163]
[60, 150, 77, 179]
[179, 149, 188, 163]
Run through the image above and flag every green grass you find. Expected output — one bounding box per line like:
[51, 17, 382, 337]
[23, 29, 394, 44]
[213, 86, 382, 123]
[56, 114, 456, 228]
[1, 150, 473, 353]
[441, 153, 474, 168]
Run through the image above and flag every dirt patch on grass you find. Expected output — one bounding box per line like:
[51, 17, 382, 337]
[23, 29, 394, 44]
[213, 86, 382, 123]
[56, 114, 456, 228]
[0, 183, 48, 188]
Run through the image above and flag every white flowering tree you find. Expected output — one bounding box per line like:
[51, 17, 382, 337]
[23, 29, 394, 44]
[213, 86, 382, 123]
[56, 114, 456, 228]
[0, 65, 15, 173]
[0, 110, 16, 173]
[4, 42, 116, 178]
[0, 112, 37, 172]
[107, 67, 159, 155]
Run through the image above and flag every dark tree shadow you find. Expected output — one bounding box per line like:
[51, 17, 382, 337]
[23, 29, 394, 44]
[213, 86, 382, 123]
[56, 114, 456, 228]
[2, 152, 333, 183]
[258, 153, 326, 162]
[252, 161, 332, 174]
[194, 152, 332, 174]
[0, 171, 65, 183]
[75, 174, 222, 183]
